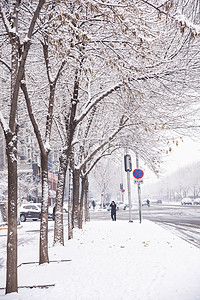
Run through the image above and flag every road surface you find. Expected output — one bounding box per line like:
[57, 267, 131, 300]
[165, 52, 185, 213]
[89, 204, 200, 248]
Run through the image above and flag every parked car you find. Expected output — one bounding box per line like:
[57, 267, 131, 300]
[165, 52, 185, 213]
[193, 198, 200, 205]
[107, 202, 125, 211]
[63, 202, 68, 213]
[116, 202, 127, 210]
[156, 199, 162, 204]
[19, 203, 41, 222]
[20, 203, 55, 222]
[123, 203, 129, 210]
[48, 205, 54, 220]
[48, 204, 68, 220]
[181, 198, 193, 205]
[142, 199, 150, 206]
[151, 199, 162, 205]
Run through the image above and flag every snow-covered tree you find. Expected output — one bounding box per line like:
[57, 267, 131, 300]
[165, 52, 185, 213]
[0, 0, 45, 294]
[51, 0, 200, 243]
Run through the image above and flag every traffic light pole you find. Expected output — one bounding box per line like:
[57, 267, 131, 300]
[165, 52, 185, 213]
[124, 152, 133, 222]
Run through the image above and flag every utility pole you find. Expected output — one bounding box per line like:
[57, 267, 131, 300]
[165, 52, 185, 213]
[127, 170, 133, 222]
[136, 153, 142, 223]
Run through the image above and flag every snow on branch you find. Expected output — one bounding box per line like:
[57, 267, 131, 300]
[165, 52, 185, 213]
[140, 0, 200, 36]
[27, 0, 45, 40]
[77, 116, 128, 171]
[0, 111, 9, 133]
[0, 59, 11, 73]
[82, 147, 119, 177]
[92, 0, 127, 7]
[175, 13, 200, 36]
[44, 140, 51, 153]
[75, 82, 123, 125]
[0, 5, 17, 36]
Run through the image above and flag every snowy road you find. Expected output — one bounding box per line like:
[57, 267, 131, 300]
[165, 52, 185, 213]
[90, 204, 200, 248]
[0, 205, 199, 254]
[157, 221, 200, 249]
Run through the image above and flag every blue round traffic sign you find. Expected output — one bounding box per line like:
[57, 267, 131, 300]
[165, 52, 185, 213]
[133, 169, 144, 179]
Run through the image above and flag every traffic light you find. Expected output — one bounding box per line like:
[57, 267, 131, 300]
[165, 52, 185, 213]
[120, 183, 123, 190]
[124, 154, 132, 172]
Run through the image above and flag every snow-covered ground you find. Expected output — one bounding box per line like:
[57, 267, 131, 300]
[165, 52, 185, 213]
[0, 220, 200, 300]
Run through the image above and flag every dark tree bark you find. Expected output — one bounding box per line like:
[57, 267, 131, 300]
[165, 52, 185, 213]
[5, 130, 18, 294]
[53, 154, 67, 245]
[53, 67, 80, 243]
[84, 176, 90, 223]
[79, 174, 89, 228]
[79, 175, 85, 229]
[72, 168, 80, 228]
[39, 152, 49, 264]
[68, 167, 73, 240]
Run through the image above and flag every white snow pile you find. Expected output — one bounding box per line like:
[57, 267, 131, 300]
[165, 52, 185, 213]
[0, 220, 200, 300]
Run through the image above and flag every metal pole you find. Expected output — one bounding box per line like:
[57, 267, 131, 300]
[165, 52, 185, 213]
[138, 181, 142, 223]
[122, 191, 124, 203]
[136, 153, 142, 223]
[127, 169, 133, 222]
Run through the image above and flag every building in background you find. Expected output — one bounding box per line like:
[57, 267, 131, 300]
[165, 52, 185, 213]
[0, 124, 59, 205]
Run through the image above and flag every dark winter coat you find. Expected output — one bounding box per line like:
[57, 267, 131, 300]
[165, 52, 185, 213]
[110, 202, 116, 212]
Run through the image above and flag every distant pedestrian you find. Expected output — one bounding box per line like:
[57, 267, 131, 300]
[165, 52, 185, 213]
[92, 200, 96, 210]
[53, 205, 55, 220]
[110, 201, 116, 221]
[147, 199, 150, 207]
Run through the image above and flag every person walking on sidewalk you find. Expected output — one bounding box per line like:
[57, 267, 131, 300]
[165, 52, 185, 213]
[110, 201, 117, 221]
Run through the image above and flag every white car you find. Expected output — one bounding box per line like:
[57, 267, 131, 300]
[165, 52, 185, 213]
[193, 198, 200, 205]
[142, 199, 150, 206]
[116, 202, 126, 210]
[63, 202, 68, 213]
[181, 198, 193, 205]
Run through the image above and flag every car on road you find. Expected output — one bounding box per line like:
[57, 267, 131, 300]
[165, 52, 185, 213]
[107, 202, 126, 211]
[193, 198, 200, 205]
[151, 199, 162, 205]
[63, 202, 68, 213]
[181, 198, 193, 205]
[142, 199, 150, 206]
[116, 202, 127, 210]
[156, 199, 162, 204]
[19, 203, 41, 222]
[48, 204, 68, 220]
[20, 203, 55, 222]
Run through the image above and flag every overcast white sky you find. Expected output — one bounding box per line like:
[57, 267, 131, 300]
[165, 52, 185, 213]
[140, 137, 200, 184]
[159, 138, 200, 176]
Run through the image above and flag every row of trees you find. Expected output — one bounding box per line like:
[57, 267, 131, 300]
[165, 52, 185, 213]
[147, 160, 200, 200]
[1, 0, 200, 295]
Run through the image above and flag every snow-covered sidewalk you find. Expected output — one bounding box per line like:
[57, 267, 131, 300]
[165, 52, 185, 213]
[1, 220, 200, 300]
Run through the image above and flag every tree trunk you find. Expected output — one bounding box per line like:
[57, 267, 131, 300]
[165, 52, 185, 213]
[72, 168, 80, 228]
[79, 176, 86, 229]
[84, 176, 90, 223]
[53, 154, 67, 245]
[6, 131, 18, 294]
[6, 20, 19, 294]
[68, 167, 73, 240]
[39, 152, 49, 264]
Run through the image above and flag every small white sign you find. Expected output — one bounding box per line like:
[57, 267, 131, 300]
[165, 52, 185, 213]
[134, 179, 144, 184]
